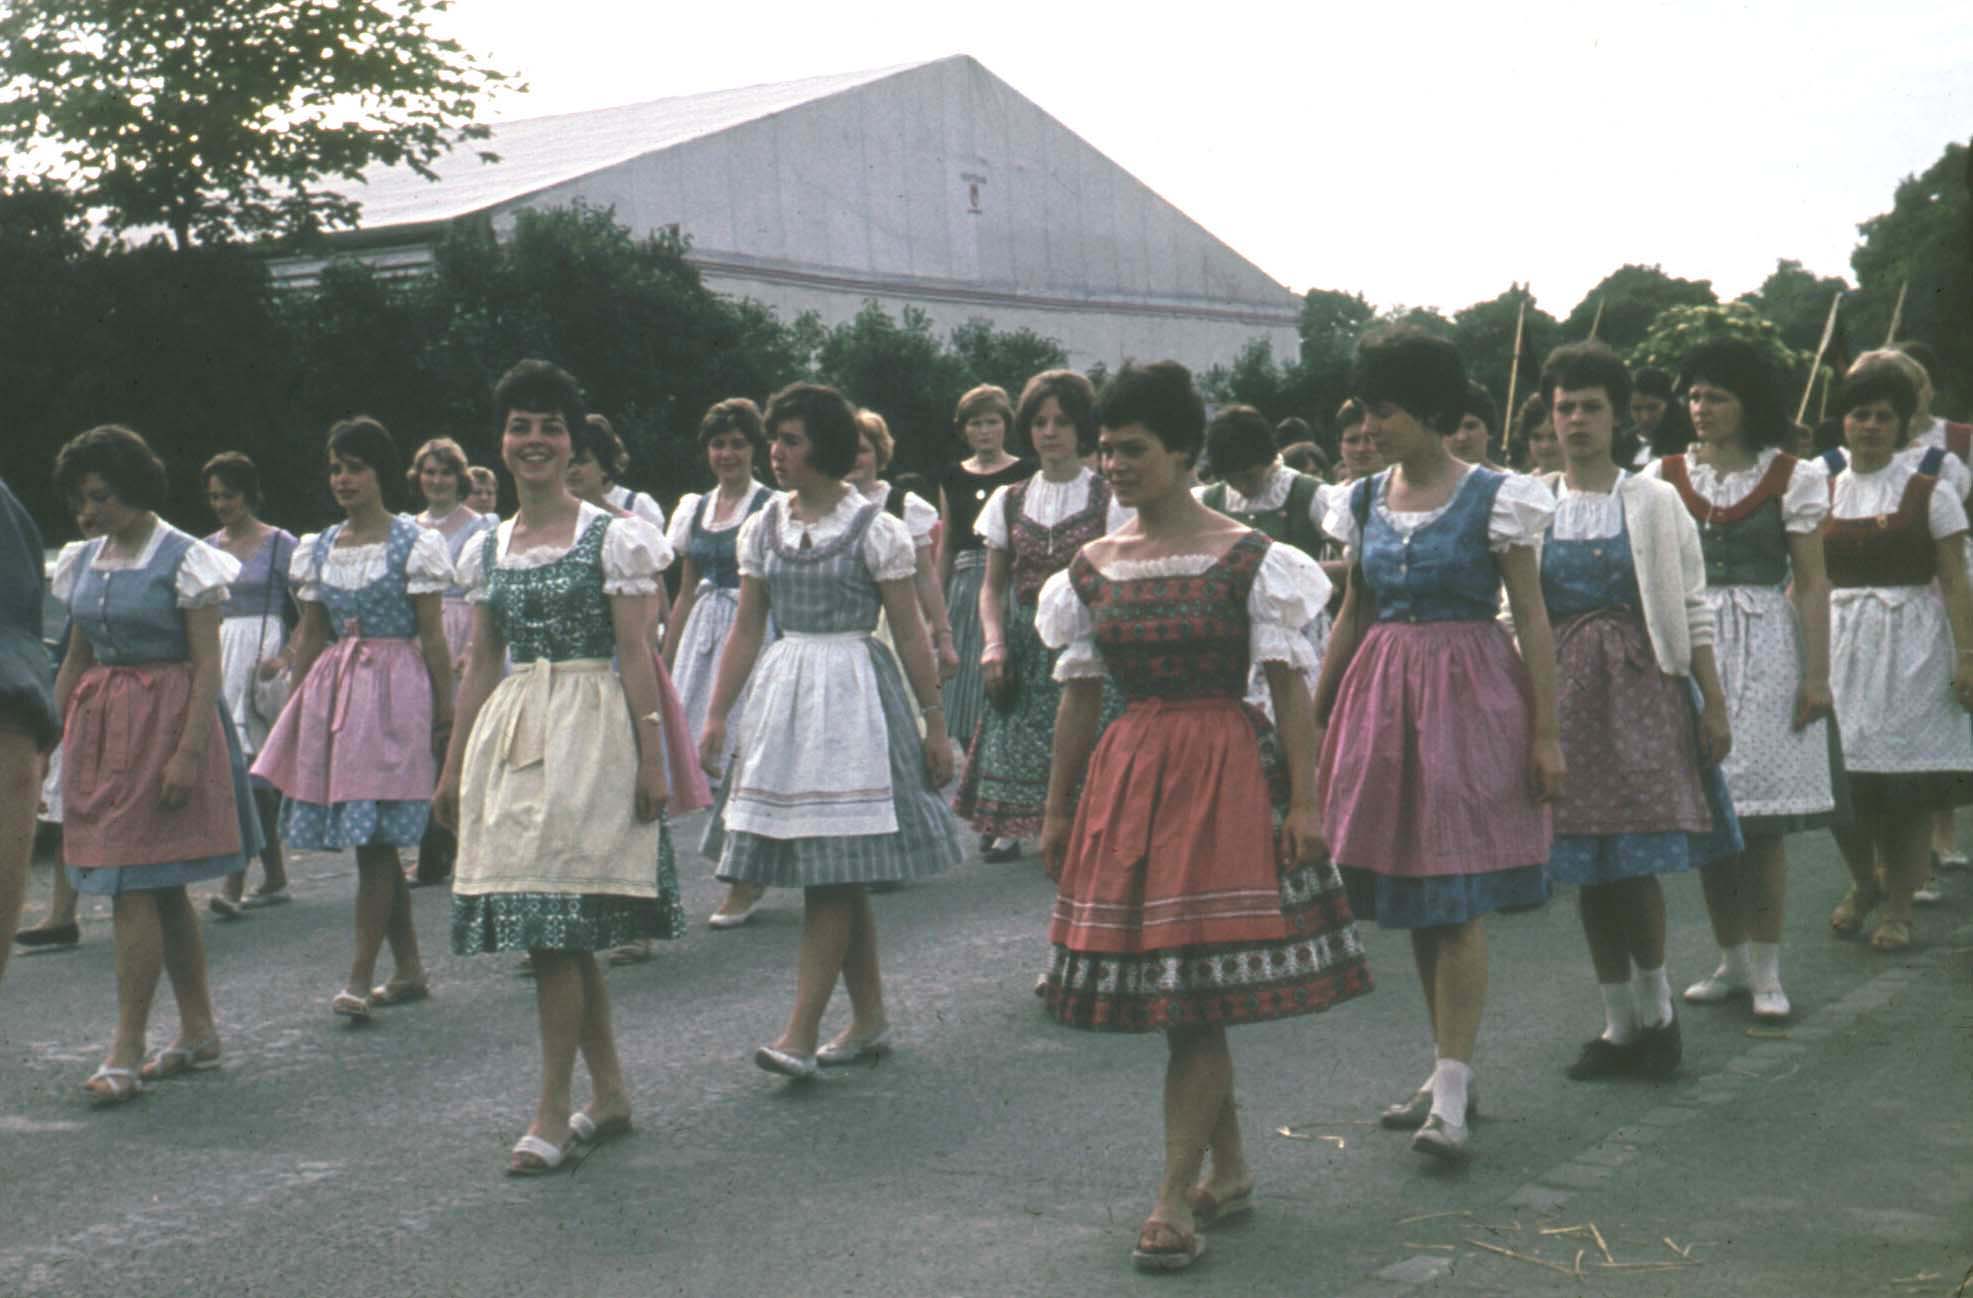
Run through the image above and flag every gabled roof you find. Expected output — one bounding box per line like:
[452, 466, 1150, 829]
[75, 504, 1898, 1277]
[347, 59, 929, 230]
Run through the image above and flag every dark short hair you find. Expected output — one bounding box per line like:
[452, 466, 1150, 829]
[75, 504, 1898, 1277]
[1015, 369, 1099, 454]
[1353, 328, 1466, 435]
[699, 397, 768, 460]
[1633, 366, 1674, 400]
[574, 414, 630, 480]
[1275, 416, 1314, 448]
[202, 451, 262, 508]
[1280, 441, 1330, 477]
[56, 424, 168, 512]
[1541, 341, 1632, 413]
[1205, 404, 1280, 477]
[765, 382, 860, 478]
[1461, 382, 1500, 436]
[1335, 397, 1366, 431]
[1677, 339, 1791, 452]
[406, 437, 470, 494]
[327, 416, 405, 509]
[494, 358, 586, 432]
[465, 465, 497, 494]
[1095, 361, 1207, 464]
[1515, 394, 1550, 438]
[1833, 358, 1919, 439]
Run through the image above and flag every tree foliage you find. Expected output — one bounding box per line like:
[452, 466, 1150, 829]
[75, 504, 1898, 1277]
[1562, 265, 1718, 352]
[1849, 141, 1972, 412]
[1629, 302, 1807, 389]
[0, 0, 513, 250]
[1739, 259, 1850, 356]
[1453, 285, 1560, 416]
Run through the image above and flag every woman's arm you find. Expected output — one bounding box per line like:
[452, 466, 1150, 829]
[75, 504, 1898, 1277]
[660, 555, 702, 670]
[936, 485, 955, 590]
[1311, 565, 1367, 727]
[1039, 679, 1104, 877]
[1936, 533, 1973, 713]
[54, 621, 93, 717]
[161, 605, 224, 809]
[697, 575, 770, 775]
[613, 592, 669, 821]
[413, 592, 455, 750]
[977, 547, 1012, 696]
[1691, 645, 1731, 765]
[912, 544, 959, 680]
[1786, 530, 1834, 730]
[1499, 546, 1564, 801]
[433, 604, 503, 831]
[878, 575, 953, 787]
[1265, 660, 1327, 866]
[283, 603, 330, 685]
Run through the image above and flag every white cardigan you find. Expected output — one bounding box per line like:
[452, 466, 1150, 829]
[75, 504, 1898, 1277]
[1535, 472, 1715, 676]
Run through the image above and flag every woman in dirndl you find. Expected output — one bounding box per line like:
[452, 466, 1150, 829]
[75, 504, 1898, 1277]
[53, 426, 262, 1103]
[1821, 357, 1973, 950]
[1315, 329, 1563, 1162]
[1640, 339, 1836, 1021]
[936, 385, 1033, 780]
[201, 452, 297, 915]
[437, 360, 682, 1176]
[700, 383, 963, 1079]
[0, 477, 59, 983]
[252, 417, 454, 1021]
[1532, 344, 1741, 1082]
[1037, 361, 1368, 1272]
[958, 370, 1128, 860]
[664, 399, 778, 928]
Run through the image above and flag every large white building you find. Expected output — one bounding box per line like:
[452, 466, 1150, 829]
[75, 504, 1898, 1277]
[275, 55, 1301, 373]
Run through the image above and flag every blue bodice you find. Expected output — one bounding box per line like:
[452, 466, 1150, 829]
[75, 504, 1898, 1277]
[1540, 511, 1643, 621]
[312, 516, 423, 640]
[69, 527, 200, 665]
[1355, 468, 1508, 623]
[688, 486, 773, 590]
[211, 529, 298, 622]
[759, 499, 884, 635]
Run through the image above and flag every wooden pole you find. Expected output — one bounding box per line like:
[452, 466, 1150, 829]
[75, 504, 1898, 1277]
[1818, 365, 1833, 422]
[1796, 291, 1842, 424]
[1883, 278, 1908, 346]
[1588, 297, 1605, 341]
[1501, 294, 1528, 458]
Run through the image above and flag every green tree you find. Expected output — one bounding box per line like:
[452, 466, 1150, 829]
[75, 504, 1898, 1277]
[948, 319, 1069, 401]
[1849, 141, 1971, 413]
[0, 0, 513, 250]
[1739, 259, 1850, 356]
[1563, 265, 1717, 351]
[1453, 285, 1559, 415]
[814, 302, 971, 474]
[1629, 303, 1809, 404]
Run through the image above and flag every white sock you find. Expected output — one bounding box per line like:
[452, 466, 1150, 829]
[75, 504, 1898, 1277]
[1600, 982, 1639, 1042]
[1429, 1058, 1472, 1125]
[1748, 942, 1782, 992]
[1715, 942, 1751, 985]
[1632, 966, 1673, 1029]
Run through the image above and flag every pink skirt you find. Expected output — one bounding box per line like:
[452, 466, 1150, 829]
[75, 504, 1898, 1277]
[440, 598, 476, 666]
[645, 649, 712, 815]
[63, 662, 241, 868]
[1319, 620, 1551, 877]
[252, 636, 436, 805]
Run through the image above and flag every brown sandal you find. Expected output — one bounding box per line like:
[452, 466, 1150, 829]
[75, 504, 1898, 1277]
[1868, 919, 1912, 952]
[1830, 884, 1880, 936]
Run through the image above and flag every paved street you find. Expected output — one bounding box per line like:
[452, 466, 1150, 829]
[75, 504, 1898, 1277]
[3, 813, 1969, 1298]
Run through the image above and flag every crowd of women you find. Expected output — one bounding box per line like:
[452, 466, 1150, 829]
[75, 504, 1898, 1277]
[1, 327, 1967, 1273]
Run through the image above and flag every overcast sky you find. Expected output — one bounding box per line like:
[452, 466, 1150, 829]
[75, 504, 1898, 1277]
[433, 0, 1969, 318]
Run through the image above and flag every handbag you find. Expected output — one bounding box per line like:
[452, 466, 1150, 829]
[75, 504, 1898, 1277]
[248, 534, 292, 728]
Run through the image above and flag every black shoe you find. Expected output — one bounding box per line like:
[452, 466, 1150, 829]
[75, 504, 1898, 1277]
[14, 921, 80, 951]
[1565, 1036, 1636, 1081]
[1633, 1015, 1682, 1079]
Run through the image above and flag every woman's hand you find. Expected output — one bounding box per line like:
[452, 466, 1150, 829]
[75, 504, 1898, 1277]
[698, 719, 727, 779]
[937, 635, 960, 682]
[1698, 694, 1732, 765]
[922, 732, 954, 788]
[635, 758, 669, 823]
[431, 716, 453, 763]
[1792, 677, 1834, 731]
[255, 656, 285, 681]
[433, 770, 460, 832]
[980, 644, 1008, 698]
[1040, 809, 1074, 880]
[159, 749, 199, 810]
[1529, 736, 1566, 803]
[1279, 801, 1328, 869]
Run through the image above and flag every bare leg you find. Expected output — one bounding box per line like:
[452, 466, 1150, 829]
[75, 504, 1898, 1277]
[821, 889, 886, 1051]
[1877, 814, 1933, 928]
[1428, 919, 1488, 1064]
[1697, 849, 1751, 949]
[1194, 1087, 1253, 1209]
[1744, 836, 1788, 945]
[1577, 884, 1635, 986]
[154, 886, 218, 1046]
[1151, 1025, 1234, 1235]
[1615, 876, 1667, 972]
[1409, 928, 1442, 1046]
[527, 949, 584, 1147]
[1832, 823, 1881, 894]
[252, 788, 287, 892]
[104, 891, 167, 1073]
[348, 846, 422, 995]
[22, 855, 79, 934]
[1931, 809, 1958, 861]
[574, 954, 631, 1126]
[0, 734, 39, 983]
[771, 885, 858, 1057]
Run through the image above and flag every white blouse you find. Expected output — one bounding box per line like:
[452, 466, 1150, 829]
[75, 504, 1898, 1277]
[1199, 461, 1324, 526]
[1638, 448, 1829, 534]
[1321, 468, 1556, 553]
[978, 467, 1133, 550]
[70, 522, 239, 609]
[604, 483, 668, 536]
[1037, 542, 1332, 683]
[289, 517, 455, 602]
[737, 489, 918, 584]
[458, 503, 671, 603]
[665, 486, 767, 551]
[1831, 458, 1970, 540]
[856, 480, 941, 546]
[1549, 472, 1629, 541]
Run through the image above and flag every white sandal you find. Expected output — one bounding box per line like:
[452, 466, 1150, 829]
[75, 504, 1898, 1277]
[83, 1066, 143, 1107]
[507, 1134, 570, 1177]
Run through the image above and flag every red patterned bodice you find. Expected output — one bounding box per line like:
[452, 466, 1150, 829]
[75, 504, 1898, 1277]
[1066, 531, 1269, 702]
[1007, 475, 1116, 605]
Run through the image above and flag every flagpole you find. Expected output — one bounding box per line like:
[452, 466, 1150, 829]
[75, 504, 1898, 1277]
[1588, 297, 1604, 341]
[1501, 293, 1528, 459]
[1883, 279, 1908, 346]
[1796, 291, 1842, 424]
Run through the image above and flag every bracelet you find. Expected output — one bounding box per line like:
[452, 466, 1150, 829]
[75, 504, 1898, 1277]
[921, 702, 945, 716]
[982, 641, 1005, 653]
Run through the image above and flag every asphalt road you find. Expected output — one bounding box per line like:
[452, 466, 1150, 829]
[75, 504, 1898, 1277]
[3, 813, 1968, 1298]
